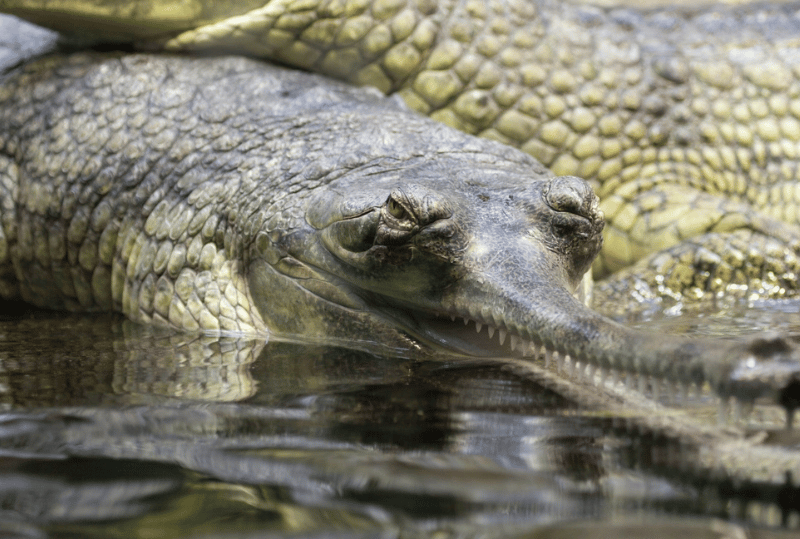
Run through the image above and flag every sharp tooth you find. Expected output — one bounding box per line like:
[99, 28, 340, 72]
[450, 315, 456, 322]
[498, 330, 507, 345]
[463, 318, 469, 325]
[512, 336, 522, 351]
[529, 343, 539, 357]
[487, 327, 495, 339]
[521, 339, 531, 356]
[475, 322, 482, 333]
[545, 349, 552, 368]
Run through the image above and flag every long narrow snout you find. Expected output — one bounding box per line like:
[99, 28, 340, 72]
[443, 242, 800, 424]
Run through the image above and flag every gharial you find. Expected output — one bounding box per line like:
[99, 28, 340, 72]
[2, 1, 800, 429]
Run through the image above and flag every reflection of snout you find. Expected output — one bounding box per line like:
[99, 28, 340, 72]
[544, 176, 604, 230]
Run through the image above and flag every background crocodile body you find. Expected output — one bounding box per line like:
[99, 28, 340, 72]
[5, 0, 800, 313]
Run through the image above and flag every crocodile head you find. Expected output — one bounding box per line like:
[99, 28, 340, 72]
[315, 167, 603, 356]
[245, 149, 800, 419]
[247, 154, 604, 356]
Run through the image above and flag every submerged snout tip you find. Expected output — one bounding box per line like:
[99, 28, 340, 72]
[544, 175, 603, 224]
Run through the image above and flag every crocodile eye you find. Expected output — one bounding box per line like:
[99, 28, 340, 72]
[388, 197, 407, 220]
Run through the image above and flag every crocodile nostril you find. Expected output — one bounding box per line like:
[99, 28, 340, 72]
[544, 175, 601, 222]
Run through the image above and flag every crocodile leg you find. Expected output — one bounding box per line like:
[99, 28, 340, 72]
[593, 181, 800, 313]
[594, 230, 800, 317]
[597, 181, 800, 275]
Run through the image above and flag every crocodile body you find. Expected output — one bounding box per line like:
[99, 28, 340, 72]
[0, 48, 591, 341]
[6, 0, 800, 312]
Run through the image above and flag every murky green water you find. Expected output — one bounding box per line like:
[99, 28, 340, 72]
[1, 302, 799, 538]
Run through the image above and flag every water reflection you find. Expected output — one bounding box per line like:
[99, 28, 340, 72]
[1, 306, 799, 537]
[601, 297, 800, 337]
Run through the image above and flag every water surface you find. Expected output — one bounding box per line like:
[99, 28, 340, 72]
[1, 302, 799, 538]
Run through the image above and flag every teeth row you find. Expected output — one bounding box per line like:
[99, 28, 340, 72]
[546, 350, 779, 426]
[550, 348, 704, 402]
[447, 313, 788, 428]
[459, 316, 539, 356]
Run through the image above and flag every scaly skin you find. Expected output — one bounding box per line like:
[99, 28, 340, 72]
[1, 50, 800, 424]
[4, 0, 800, 310]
